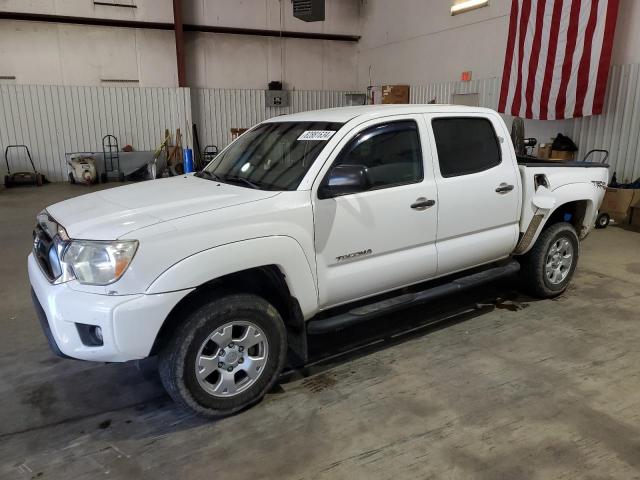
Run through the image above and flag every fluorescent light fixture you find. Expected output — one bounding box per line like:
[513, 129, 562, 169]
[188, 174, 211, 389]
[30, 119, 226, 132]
[451, 0, 489, 15]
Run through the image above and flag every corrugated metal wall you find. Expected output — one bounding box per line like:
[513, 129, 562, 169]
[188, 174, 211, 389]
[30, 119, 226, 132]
[1, 73, 638, 183]
[572, 63, 640, 182]
[0, 85, 192, 181]
[411, 77, 501, 109]
[191, 88, 356, 151]
[411, 64, 640, 182]
[0, 86, 355, 181]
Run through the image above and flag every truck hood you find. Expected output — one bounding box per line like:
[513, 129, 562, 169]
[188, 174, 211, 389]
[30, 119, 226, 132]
[47, 175, 280, 239]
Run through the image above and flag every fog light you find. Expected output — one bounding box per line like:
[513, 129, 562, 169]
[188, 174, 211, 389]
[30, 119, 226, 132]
[93, 326, 103, 343]
[76, 323, 104, 346]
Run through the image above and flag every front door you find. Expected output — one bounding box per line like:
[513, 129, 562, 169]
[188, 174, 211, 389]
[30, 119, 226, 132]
[313, 115, 438, 309]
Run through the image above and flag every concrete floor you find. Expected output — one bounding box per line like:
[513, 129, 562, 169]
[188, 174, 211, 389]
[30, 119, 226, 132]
[1, 183, 640, 480]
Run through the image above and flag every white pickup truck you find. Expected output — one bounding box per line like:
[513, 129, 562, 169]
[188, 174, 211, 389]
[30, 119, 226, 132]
[29, 105, 608, 417]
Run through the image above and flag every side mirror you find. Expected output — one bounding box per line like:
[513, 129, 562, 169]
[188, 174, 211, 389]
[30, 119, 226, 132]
[319, 164, 371, 199]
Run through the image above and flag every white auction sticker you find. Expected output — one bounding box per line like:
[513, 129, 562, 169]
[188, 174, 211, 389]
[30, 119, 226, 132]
[297, 130, 336, 141]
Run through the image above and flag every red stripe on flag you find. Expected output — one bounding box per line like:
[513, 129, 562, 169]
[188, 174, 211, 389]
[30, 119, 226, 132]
[510, 0, 533, 116]
[593, 0, 619, 115]
[539, 0, 563, 120]
[498, 0, 521, 113]
[572, 0, 600, 117]
[525, 0, 546, 119]
[555, 0, 582, 119]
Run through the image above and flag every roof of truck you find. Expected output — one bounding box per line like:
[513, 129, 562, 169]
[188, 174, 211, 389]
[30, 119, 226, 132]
[263, 104, 497, 123]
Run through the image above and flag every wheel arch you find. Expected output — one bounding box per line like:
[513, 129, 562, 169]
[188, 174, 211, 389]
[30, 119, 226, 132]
[150, 265, 308, 365]
[542, 198, 593, 237]
[147, 236, 318, 365]
[515, 186, 597, 256]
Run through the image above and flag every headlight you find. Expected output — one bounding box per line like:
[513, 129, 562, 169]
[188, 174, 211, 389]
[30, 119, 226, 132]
[63, 240, 138, 285]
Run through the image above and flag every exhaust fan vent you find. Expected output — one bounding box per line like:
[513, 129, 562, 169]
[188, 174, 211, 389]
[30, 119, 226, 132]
[293, 0, 325, 22]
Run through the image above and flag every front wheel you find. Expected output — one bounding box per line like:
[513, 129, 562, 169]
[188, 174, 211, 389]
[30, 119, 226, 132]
[519, 222, 579, 298]
[158, 293, 287, 417]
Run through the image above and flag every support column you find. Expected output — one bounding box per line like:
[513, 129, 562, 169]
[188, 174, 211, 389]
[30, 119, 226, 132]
[173, 0, 187, 87]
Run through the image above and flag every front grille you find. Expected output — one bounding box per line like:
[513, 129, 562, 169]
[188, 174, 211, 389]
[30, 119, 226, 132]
[33, 224, 59, 280]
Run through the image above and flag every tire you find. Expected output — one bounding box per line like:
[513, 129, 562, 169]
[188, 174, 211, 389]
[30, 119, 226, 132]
[100, 172, 108, 184]
[519, 222, 579, 298]
[68, 172, 76, 184]
[118, 171, 125, 182]
[595, 212, 610, 229]
[4, 175, 11, 188]
[158, 293, 287, 418]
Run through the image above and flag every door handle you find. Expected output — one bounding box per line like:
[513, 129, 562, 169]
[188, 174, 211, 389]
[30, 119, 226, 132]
[410, 198, 436, 210]
[495, 183, 514, 194]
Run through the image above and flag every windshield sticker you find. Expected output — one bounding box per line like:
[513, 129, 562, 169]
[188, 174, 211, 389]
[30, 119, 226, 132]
[297, 130, 336, 141]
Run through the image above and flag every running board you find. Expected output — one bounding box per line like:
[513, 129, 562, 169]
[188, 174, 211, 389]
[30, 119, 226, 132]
[307, 261, 520, 334]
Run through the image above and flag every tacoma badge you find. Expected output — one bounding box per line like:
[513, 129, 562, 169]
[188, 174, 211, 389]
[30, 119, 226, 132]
[336, 249, 373, 262]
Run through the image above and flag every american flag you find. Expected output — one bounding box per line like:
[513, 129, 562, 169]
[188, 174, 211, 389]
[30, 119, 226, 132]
[498, 0, 619, 120]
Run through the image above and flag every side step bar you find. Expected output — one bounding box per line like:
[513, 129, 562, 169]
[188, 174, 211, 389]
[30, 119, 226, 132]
[307, 260, 520, 334]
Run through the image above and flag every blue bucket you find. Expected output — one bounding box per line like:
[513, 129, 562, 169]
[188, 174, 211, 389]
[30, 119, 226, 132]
[183, 148, 194, 173]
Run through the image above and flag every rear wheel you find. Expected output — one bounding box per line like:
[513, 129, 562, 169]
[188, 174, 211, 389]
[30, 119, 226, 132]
[158, 293, 287, 417]
[519, 222, 579, 298]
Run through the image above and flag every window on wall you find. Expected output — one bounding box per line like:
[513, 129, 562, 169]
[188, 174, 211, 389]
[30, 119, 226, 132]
[431, 117, 501, 177]
[332, 121, 423, 190]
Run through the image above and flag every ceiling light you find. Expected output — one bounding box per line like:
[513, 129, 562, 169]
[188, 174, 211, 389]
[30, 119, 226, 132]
[451, 0, 489, 15]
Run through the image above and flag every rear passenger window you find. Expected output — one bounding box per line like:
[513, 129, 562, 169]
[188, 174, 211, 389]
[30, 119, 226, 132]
[333, 121, 423, 189]
[432, 117, 501, 177]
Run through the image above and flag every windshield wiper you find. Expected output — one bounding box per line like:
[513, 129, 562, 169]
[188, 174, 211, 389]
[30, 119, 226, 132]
[196, 170, 264, 189]
[195, 170, 222, 181]
[219, 175, 262, 190]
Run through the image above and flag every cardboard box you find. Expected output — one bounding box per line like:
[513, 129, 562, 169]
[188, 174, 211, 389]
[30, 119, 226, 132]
[537, 144, 552, 159]
[381, 85, 410, 104]
[601, 187, 640, 223]
[631, 207, 640, 227]
[630, 191, 640, 227]
[549, 150, 575, 161]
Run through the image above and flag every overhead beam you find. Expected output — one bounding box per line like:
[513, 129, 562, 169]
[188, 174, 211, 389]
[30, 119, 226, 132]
[172, 0, 187, 87]
[0, 11, 361, 42]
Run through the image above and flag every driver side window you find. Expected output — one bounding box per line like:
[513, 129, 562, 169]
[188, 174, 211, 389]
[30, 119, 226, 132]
[332, 120, 423, 190]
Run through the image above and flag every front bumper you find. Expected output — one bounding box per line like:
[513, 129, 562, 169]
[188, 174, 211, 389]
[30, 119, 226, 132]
[28, 253, 192, 362]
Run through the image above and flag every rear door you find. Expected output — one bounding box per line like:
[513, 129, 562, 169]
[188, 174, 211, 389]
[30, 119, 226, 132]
[425, 113, 520, 275]
[312, 115, 438, 308]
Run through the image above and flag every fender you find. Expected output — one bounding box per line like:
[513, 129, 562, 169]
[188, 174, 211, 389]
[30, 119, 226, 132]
[531, 185, 557, 210]
[551, 182, 599, 235]
[146, 235, 319, 318]
[515, 182, 599, 255]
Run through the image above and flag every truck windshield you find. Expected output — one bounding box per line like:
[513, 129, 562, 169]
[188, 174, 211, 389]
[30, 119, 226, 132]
[199, 121, 344, 191]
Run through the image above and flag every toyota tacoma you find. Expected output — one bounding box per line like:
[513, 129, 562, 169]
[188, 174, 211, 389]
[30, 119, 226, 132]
[29, 105, 609, 417]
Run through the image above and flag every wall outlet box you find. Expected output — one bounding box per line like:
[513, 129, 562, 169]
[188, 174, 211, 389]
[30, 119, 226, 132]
[266, 90, 289, 107]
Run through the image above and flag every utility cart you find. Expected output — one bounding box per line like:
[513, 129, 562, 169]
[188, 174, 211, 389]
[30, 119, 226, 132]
[101, 135, 125, 183]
